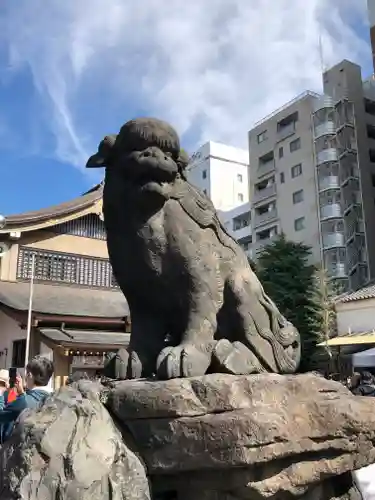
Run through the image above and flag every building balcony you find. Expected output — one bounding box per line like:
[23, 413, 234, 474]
[257, 160, 275, 178]
[322, 232, 345, 249]
[318, 176, 340, 192]
[252, 184, 276, 205]
[328, 263, 347, 279]
[320, 203, 342, 220]
[313, 95, 334, 112]
[316, 148, 338, 165]
[314, 121, 335, 139]
[277, 122, 296, 141]
[233, 225, 252, 241]
[253, 209, 278, 229]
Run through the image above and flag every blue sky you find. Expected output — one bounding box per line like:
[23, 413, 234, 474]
[0, 0, 372, 215]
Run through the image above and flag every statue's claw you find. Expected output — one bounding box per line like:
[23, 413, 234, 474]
[127, 350, 143, 379]
[156, 344, 211, 380]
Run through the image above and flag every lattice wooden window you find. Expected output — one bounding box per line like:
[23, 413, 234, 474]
[53, 214, 106, 240]
[17, 247, 118, 289]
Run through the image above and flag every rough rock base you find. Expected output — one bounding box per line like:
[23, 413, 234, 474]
[2, 374, 375, 499]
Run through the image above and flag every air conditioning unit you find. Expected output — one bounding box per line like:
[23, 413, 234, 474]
[0, 242, 10, 258]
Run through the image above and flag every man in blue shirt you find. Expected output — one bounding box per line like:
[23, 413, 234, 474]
[0, 355, 54, 442]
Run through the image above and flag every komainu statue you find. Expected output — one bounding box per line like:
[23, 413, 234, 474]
[87, 118, 301, 379]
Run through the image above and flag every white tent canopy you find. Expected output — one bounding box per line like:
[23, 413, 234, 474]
[352, 347, 375, 368]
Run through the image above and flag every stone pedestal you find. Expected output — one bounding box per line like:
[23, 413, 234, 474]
[2, 374, 374, 499]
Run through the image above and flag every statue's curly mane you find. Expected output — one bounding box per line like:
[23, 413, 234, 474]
[118, 118, 181, 160]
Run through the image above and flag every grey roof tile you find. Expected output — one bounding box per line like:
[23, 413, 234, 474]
[0, 281, 128, 318]
[336, 283, 375, 304]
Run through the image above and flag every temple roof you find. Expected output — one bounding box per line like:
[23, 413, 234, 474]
[1, 183, 103, 233]
[0, 281, 128, 319]
[39, 328, 130, 347]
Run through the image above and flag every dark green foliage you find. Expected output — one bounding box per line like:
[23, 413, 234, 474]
[257, 234, 326, 372]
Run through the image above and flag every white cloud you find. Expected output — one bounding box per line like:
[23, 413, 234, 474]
[0, 0, 370, 167]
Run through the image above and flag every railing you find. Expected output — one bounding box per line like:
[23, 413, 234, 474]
[313, 95, 334, 112]
[316, 148, 338, 165]
[253, 209, 278, 228]
[314, 121, 335, 139]
[253, 90, 320, 128]
[256, 160, 275, 178]
[17, 246, 118, 289]
[328, 263, 347, 279]
[252, 184, 276, 204]
[339, 167, 359, 185]
[322, 232, 345, 249]
[318, 176, 340, 192]
[320, 203, 342, 220]
[53, 214, 106, 240]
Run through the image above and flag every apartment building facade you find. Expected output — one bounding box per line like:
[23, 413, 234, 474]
[219, 202, 252, 259]
[368, 0, 375, 72]
[187, 141, 249, 211]
[248, 59, 375, 292]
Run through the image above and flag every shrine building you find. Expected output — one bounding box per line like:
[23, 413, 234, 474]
[0, 183, 130, 388]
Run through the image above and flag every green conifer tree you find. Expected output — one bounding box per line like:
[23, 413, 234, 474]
[256, 234, 324, 371]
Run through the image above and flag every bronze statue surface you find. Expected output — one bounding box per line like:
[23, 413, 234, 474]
[87, 117, 301, 379]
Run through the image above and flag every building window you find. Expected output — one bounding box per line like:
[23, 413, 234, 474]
[257, 130, 267, 143]
[292, 189, 304, 204]
[202, 170, 207, 179]
[53, 214, 106, 240]
[237, 174, 243, 182]
[279, 147, 283, 158]
[280, 172, 285, 184]
[291, 163, 302, 178]
[290, 138, 301, 152]
[238, 193, 244, 202]
[372, 174, 375, 187]
[17, 247, 118, 289]
[294, 217, 305, 231]
[12, 339, 26, 368]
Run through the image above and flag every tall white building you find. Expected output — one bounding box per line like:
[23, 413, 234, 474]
[187, 141, 249, 212]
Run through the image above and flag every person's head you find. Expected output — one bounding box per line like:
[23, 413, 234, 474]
[25, 355, 54, 389]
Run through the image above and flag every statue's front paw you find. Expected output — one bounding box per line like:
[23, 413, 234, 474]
[156, 344, 211, 380]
